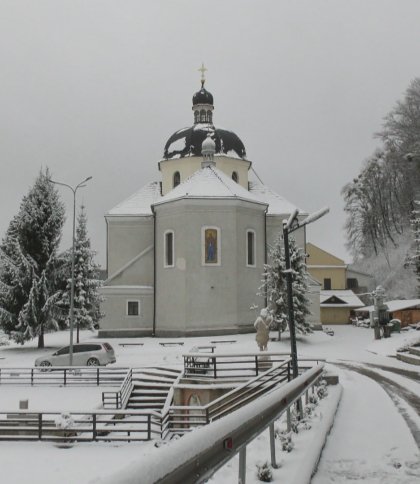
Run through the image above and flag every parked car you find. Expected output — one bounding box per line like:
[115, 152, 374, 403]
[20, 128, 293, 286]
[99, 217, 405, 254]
[34, 342, 116, 368]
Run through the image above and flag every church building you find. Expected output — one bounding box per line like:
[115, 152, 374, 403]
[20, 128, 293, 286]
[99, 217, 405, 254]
[99, 72, 309, 337]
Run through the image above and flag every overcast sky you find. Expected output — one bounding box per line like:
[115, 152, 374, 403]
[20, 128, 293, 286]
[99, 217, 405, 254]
[1, 0, 419, 267]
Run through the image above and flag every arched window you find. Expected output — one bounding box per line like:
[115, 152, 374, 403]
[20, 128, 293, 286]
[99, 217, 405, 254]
[164, 230, 175, 267]
[202, 226, 221, 266]
[232, 171, 239, 183]
[200, 109, 206, 122]
[207, 110, 212, 123]
[246, 230, 256, 267]
[194, 111, 199, 123]
[173, 171, 180, 188]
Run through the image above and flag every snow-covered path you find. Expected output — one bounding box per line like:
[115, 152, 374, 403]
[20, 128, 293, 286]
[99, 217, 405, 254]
[312, 365, 420, 483]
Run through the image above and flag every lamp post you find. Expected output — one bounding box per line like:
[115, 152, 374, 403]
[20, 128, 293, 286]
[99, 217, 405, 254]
[283, 206, 329, 378]
[49, 176, 92, 366]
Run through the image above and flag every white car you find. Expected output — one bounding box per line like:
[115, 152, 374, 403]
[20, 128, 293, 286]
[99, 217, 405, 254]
[35, 342, 116, 367]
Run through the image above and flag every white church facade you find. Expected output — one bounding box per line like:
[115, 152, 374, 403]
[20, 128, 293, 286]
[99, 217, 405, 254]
[99, 76, 313, 337]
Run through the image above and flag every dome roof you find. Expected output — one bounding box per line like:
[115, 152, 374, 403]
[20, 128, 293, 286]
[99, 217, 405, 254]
[192, 86, 214, 106]
[163, 124, 246, 160]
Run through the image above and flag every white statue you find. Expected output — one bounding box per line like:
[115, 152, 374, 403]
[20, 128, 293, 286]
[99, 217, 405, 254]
[254, 308, 272, 351]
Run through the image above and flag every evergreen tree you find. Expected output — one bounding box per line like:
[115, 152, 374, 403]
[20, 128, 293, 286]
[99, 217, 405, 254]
[259, 234, 312, 338]
[407, 201, 420, 296]
[57, 205, 103, 337]
[288, 237, 312, 335]
[259, 233, 288, 340]
[0, 168, 65, 347]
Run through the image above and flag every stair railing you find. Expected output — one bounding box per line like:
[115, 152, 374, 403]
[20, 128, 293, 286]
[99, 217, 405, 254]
[102, 368, 133, 409]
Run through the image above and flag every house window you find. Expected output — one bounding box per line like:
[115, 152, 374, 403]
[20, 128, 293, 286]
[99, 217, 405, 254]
[164, 231, 174, 267]
[324, 278, 331, 290]
[347, 278, 358, 289]
[246, 230, 256, 267]
[173, 172, 180, 188]
[232, 171, 238, 183]
[202, 227, 220, 265]
[127, 300, 139, 316]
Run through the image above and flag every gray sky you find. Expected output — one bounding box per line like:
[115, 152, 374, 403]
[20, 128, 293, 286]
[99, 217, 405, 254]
[1, 0, 419, 266]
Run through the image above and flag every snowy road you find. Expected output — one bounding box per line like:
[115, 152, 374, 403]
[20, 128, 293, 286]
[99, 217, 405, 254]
[335, 362, 420, 448]
[312, 361, 420, 484]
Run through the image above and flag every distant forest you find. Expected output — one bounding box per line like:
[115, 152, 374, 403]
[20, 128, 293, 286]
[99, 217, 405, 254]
[342, 78, 420, 298]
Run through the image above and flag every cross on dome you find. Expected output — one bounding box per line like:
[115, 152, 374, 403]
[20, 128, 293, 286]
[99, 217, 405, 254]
[198, 62, 207, 87]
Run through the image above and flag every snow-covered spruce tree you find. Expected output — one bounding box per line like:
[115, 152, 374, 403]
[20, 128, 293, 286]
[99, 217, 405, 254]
[259, 233, 312, 338]
[57, 205, 103, 336]
[288, 236, 312, 334]
[259, 233, 288, 340]
[0, 168, 65, 347]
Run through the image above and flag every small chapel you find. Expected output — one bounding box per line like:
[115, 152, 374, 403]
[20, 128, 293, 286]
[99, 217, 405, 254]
[99, 68, 312, 337]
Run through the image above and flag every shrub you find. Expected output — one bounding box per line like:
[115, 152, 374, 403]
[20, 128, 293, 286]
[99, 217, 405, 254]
[256, 462, 273, 482]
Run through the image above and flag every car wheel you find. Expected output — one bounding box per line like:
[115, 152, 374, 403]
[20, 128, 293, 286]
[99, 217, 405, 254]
[87, 357, 99, 366]
[39, 361, 52, 371]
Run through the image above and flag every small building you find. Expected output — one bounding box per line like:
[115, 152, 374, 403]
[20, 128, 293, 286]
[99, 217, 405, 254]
[320, 290, 365, 325]
[356, 299, 420, 328]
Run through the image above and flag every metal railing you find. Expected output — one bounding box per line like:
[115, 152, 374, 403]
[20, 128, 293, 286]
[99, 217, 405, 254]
[163, 359, 292, 437]
[98, 364, 325, 484]
[0, 408, 161, 442]
[102, 369, 133, 409]
[183, 351, 292, 380]
[0, 367, 127, 387]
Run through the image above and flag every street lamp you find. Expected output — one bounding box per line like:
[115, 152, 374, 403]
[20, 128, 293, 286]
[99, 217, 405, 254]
[49, 176, 92, 366]
[283, 206, 329, 379]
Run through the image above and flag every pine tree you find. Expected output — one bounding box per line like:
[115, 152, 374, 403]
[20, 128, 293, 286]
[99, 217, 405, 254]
[288, 237, 312, 334]
[57, 205, 103, 338]
[259, 234, 312, 338]
[0, 168, 65, 347]
[259, 233, 288, 340]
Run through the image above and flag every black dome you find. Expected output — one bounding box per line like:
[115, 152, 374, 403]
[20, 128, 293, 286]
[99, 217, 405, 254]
[163, 124, 246, 160]
[192, 87, 214, 106]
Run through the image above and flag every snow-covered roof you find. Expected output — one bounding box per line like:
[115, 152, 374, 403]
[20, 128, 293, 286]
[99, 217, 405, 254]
[107, 181, 162, 216]
[320, 290, 365, 308]
[153, 166, 267, 207]
[249, 181, 306, 216]
[355, 299, 420, 313]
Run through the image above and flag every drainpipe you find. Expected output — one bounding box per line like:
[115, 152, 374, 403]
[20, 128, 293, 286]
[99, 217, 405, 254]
[152, 206, 157, 337]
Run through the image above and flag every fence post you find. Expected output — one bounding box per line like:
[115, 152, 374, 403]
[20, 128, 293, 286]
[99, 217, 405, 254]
[305, 389, 309, 405]
[286, 407, 291, 432]
[205, 407, 209, 424]
[213, 357, 217, 379]
[97, 368, 100, 386]
[38, 414, 42, 440]
[64, 369, 67, 386]
[255, 355, 259, 376]
[92, 414, 97, 441]
[238, 446, 246, 484]
[31, 368, 34, 386]
[269, 422, 278, 468]
[287, 361, 291, 381]
[148, 414, 151, 440]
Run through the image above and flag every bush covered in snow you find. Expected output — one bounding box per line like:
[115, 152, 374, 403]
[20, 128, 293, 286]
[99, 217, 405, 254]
[256, 461, 273, 482]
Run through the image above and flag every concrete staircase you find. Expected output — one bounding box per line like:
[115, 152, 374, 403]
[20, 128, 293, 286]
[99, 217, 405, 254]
[396, 346, 420, 366]
[126, 367, 181, 411]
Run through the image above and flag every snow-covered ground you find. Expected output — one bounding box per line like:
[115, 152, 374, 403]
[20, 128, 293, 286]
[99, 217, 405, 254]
[0, 325, 419, 483]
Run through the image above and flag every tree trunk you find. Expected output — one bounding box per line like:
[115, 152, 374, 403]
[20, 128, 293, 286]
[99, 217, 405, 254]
[38, 325, 44, 348]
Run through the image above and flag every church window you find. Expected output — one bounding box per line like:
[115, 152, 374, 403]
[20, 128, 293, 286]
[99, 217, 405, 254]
[232, 171, 239, 183]
[246, 230, 256, 267]
[200, 109, 206, 122]
[207, 110, 212, 123]
[127, 300, 140, 316]
[202, 227, 220, 266]
[164, 230, 174, 267]
[194, 111, 199, 123]
[173, 171, 180, 188]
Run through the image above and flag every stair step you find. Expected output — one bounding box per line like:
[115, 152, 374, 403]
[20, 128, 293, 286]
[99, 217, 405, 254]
[396, 352, 420, 366]
[127, 403, 164, 409]
[133, 383, 172, 389]
[408, 346, 420, 357]
[129, 397, 166, 403]
[132, 374, 177, 383]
